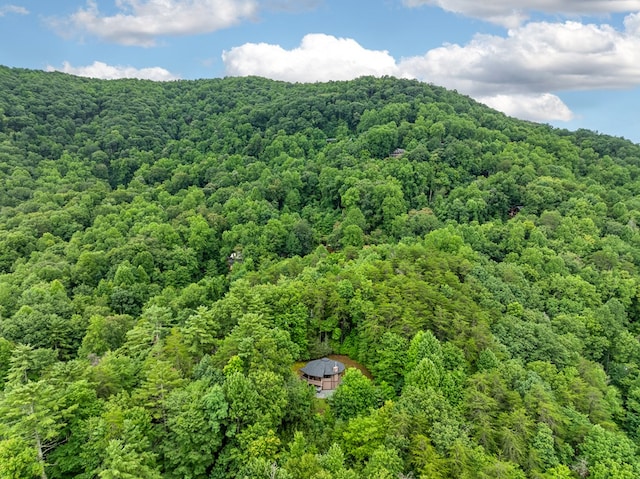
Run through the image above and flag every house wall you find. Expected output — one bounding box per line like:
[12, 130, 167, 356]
[302, 374, 322, 388]
[321, 373, 342, 390]
[302, 370, 344, 391]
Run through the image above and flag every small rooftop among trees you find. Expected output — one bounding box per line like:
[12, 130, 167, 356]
[300, 357, 345, 391]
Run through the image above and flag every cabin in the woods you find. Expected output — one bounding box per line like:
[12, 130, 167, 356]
[390, 148, 406, 158]
[227, 250, 243, 269]
[509, 205, 524, 218]
[300, 357, 345, 391]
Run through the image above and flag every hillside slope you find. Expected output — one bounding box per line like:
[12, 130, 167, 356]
[2, 66, 640, 478]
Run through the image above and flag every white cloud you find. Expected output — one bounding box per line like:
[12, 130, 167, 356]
[47, 61, 180, 81]
[222, 33, 399, 82]
[223, 14, 640, 122]
[0, 4, 28, 16]
[397, 18, 640, 95]
[478, 93, 574, 121]
[394, 16, 640, 119]
[61, 0, 257, 46]
[403, 0, 640, 27]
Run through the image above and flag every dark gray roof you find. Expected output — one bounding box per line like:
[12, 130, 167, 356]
[300, 357, 345, 377]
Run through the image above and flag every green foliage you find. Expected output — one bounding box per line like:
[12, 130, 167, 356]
[162, 380, 227, 478]
[0, 345, 82, 477]
[0, 438, 42, 479]
[329, 368, 377, 421]
[97, 439, 162, 479]
[78, 314, 134, 357]
[2, 67, 640, 479]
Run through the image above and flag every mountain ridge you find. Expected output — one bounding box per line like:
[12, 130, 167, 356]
[1, 65, 640, 478]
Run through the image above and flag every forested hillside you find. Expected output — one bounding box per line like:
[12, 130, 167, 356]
[2, 65, 640, 478]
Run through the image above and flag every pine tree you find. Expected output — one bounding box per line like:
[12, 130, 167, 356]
[0, 345, 77, 479]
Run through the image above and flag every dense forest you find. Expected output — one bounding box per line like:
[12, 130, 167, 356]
[2, 65, 640, 478]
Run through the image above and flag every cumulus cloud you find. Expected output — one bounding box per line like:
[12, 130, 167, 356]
[222, 33, 399, 82]
[60, 0, 257, 46]
[402, 0, 640, 27]
[0, 4, 28, 16]
[397, 18, 640, 95]
[223, 14, 640, 122]
[478, 93, 574, 121]
[396, 16, 640, 119]
[47, 61, 180, 81]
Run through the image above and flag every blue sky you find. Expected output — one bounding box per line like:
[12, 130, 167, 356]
[1, 1, 640, 143]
